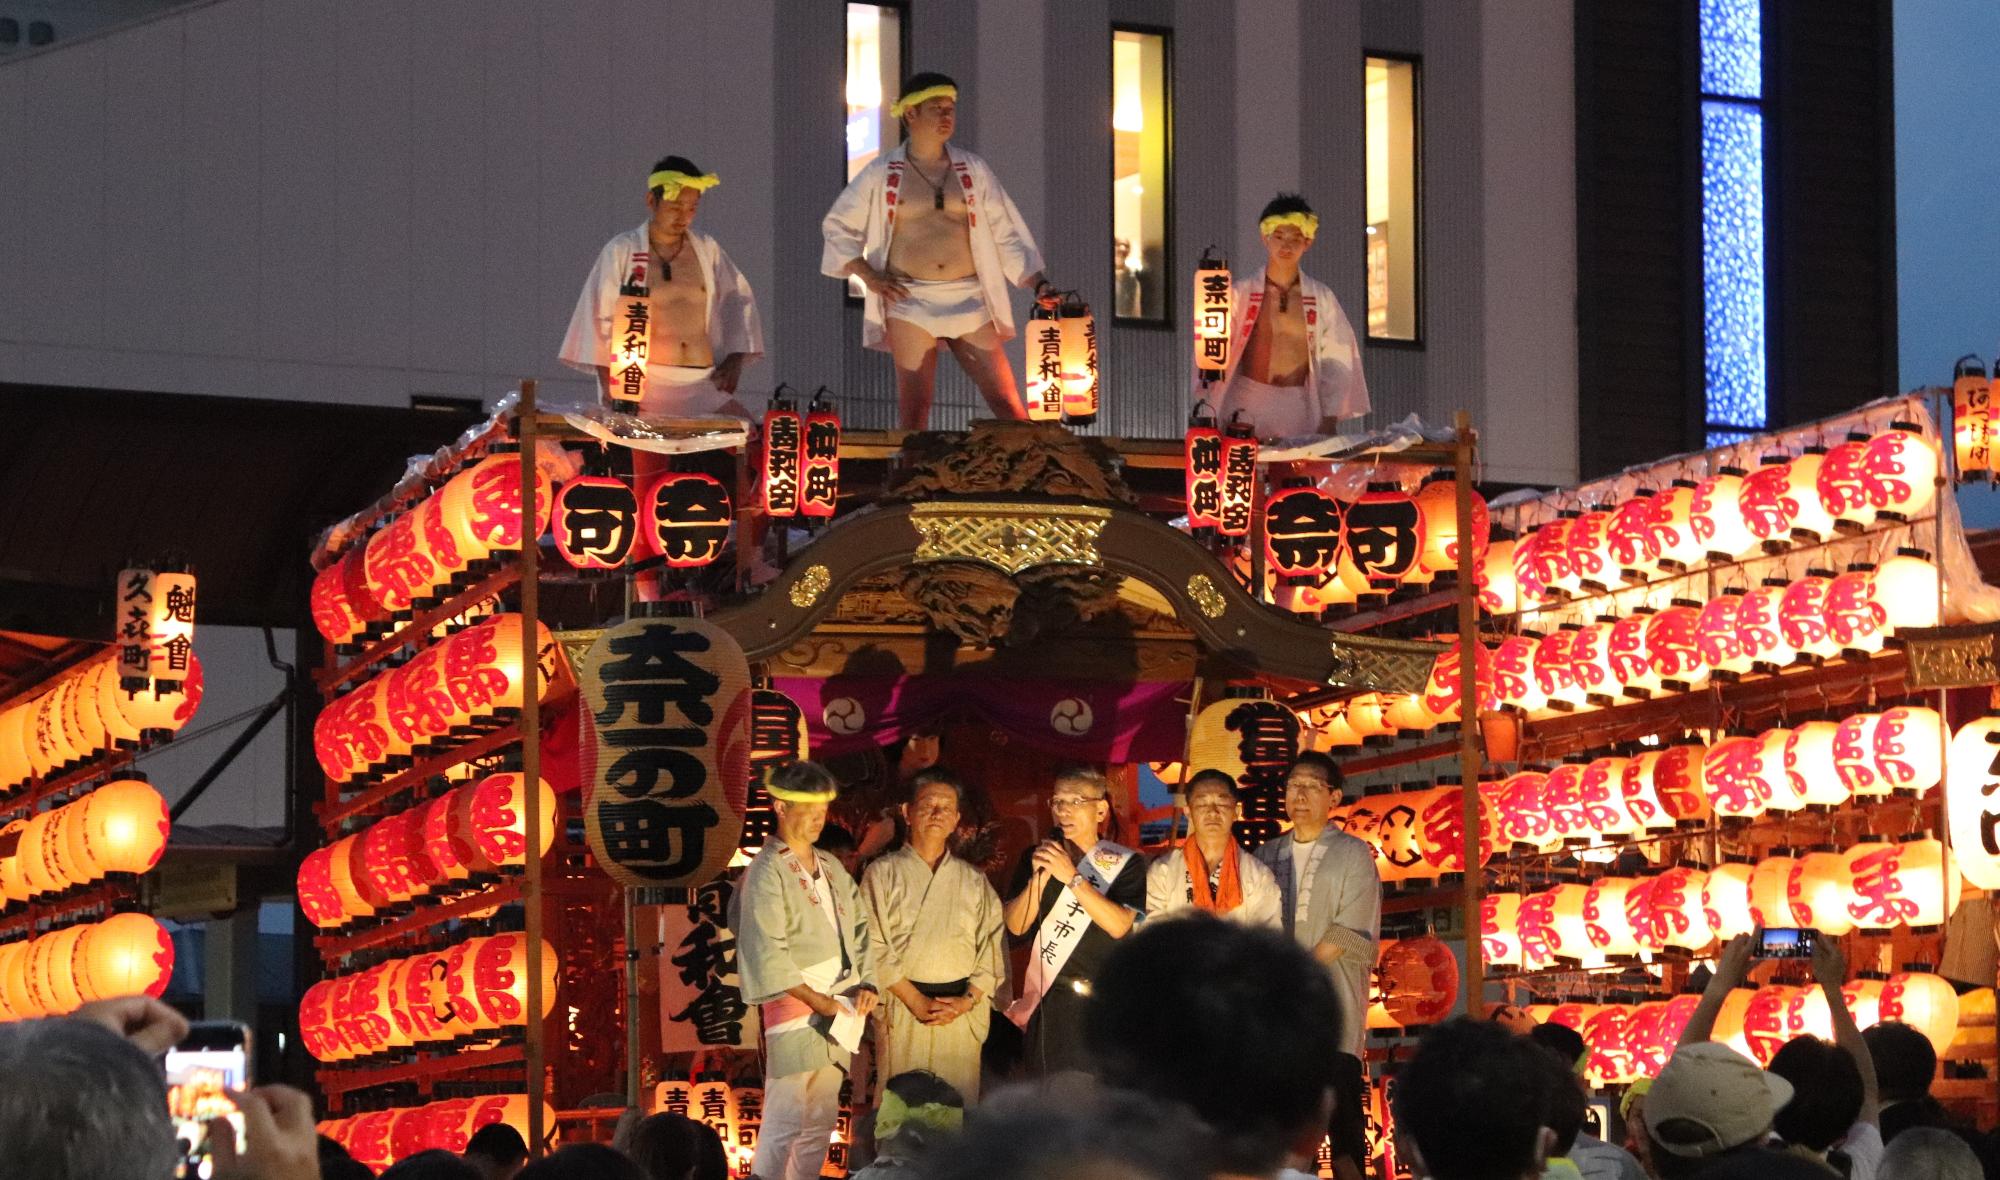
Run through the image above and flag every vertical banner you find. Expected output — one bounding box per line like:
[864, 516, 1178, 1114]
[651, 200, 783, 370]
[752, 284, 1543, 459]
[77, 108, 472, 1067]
[581, 613, 751, 888]
[657, 872, 758, 1052]
[611, 253, 652, 404]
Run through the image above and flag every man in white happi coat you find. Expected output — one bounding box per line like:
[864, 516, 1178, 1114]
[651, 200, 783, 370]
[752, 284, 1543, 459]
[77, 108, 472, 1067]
[1201, 193, 1369, 439]
[561, 154, 764, 419]
[734, 761, 880, 1180]
[860, 768, 1005, 1100]
[1001, 766, 1146, 1076]
[1251, 751, 1380, 1180]
[822, 72, 1059, 430]
[1145, 769, 1281, 927]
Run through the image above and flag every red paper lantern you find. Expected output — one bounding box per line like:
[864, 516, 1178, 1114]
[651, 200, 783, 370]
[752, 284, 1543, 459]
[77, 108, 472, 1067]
[1513, 519, 1572, 604]
[442, 613, 556, 724]
[363, 509, 437, 617]
[421, 790, 474, 885]
[1477, 538, 1518, 613]
[1183, 416, 1223, 532]
[1778, 574, 1837, 660]
[553, 476, 639, 570]
[398, 951, 455, 1042]
[1607, 612, 1662, 697]
[1655, 743, 1713, 824]
[1413, 477, 1489, 575]
[1263, 487, 1345, 581]
[1742, 985, 1798, 1065]
[1690, 468, 1758, 560]
[761, 400, 802, 517]
[644, 472, 733, 568]
[1694, 593, 1752, 677]
[1516, 890, 1560, 970]
[1703, 734, 1771, 819]
[388, 1107, 437, 1165]
[1653, 865, 1716, 951]
[1216, 424, 1259, 539]
[1653, 481, 1705, 570]
[1378, 935, 1459, 1026]
[802, 400, 842, 519]
[1566, 506, 1619, 590]
[1860, 427, 1941, 520]
[310, 548, 378, 647]
[1879, 971, 1959, 1054]
[439, 452, 555, 563]
[297, 844, 346, 928]
[1607, 492, 1666, 579]
[1703, 861, 1755, 939]
[1583, 1005, 1637, 1086]
[1585, 877, 1643, 957]
[1786, 450, 1840, 542]
[1756, 727, 1805, 812]
[1645, 604, 1708, 688]
[1737, 457, 1796, 548]
[1346, 486, 1426, 585]
[359, 810, 428, 906]
[299, 980, 343, 1061]
[1421, 641, 1495, 723]
[1874, 705, 1944, 796]
[1833, 713, 1888, 798]
[1491, 636, 1548, 714]
[1955, 361, 1995, 480]
[450, 772, 558, 875]
[1817, 436, 1876, 529]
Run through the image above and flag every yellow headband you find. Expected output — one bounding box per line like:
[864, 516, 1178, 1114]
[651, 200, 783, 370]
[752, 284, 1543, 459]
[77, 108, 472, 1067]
[891, 84, 958, 117]
[648, 170, 721, 198]
[768, 776, 837, 804]
[875, 1092, 963, 1141]
[1619, 1077, 1652, 1121]
[1259, 211, 1319, 240]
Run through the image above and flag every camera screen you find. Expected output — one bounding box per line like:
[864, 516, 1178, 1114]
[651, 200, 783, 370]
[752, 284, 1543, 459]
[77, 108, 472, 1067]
[166, 1047, 245, 1179]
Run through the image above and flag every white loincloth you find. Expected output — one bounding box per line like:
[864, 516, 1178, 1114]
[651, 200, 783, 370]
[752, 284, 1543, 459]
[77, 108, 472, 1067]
[641, 363, 733, 416]
[885, 276, 992, 341]
[1218, 373, 1320, 439]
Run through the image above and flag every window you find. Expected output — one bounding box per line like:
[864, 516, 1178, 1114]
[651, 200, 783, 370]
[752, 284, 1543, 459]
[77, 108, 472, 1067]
[1112, 28, 1169, 322]
[846, 4, 903, 297]
[1364, 56, 1419, 341]
[1698, 0, 1767, 446]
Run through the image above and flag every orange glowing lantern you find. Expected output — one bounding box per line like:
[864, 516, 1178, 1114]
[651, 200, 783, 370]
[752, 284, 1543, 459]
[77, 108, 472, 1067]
[1264, 486, 1345, 582]
[1570, 622, 1618, 703]
[1607, 493, 1665, 580]
[1654, 481, 1706, 571]
[1747, 853, 1800, 929]
[1785, 985, 1835, 1043]
[1378, 935, 1459, 1026]
[1955, 359, 1995, 480]
[1861, 427, 1941, 522]
[1581, 755, 1636, 837]
[1655, 742, 1714, 825]
[359, 810, 427, 906]
[553, 475, 639, 570]
[1477, 538, 1519, 614]
[102, 652, 203, 737]
[1842, 976, 1885, 1030]
[1779, 574, 1839, 661]
[1623, 876, 1667, 956]
[1585, 877, 1643, 957]
[1608, 612, 1663, 698]
[438, 452, 555, 563]
[1513, 519, 1572, 605]
[326, 834, 376, 922]
[363, 510, 436, 617]
[299, 980, 341, 1060]
[1492, 635, 1549, 715]
[0, 938, 37, 1019]
[1645, 603, 1708, 690]
[1875, 552, 1942, 635]
[1946, 715, 2000, 889]
[1215, 423, 1259, 539]
[1543, 762, 1593, 843]
[1655, 865, 1717, 951]
[1381, 693, 1436, 733]
[644, 472, 733, 569]
[1583, 1005, 1637, 1086]
[1710, 987, 1755, 1059]
[1825, 567, 1888, 654]
[761, 398, 803, 518]
[1690, 468, 1758, 561]
[453, 932, 558, 1032]
[400, 950, 457, 1043]
[1755, 727, 1806, 813]
[1495, 771, 1554, 851]
[1024, 304, 1064, 420]
[1421, 641, 1495, 724]
[1834, 713, 1888, 798]
[1344, 694, 1395, 741]
[66, 778, 169, 879]
[310, 549, 374, 647]
[1787, 847, 1856, 936]
[1695, 593, 1753, 678]
[1347, 485, 1426, 587]
[1566, 505, 1619, 591]
[1784, 719, 1849, 808]
[1738, 457, 1797, 550]
[1546, 882, 1597, 964]
[1183, 413, 1224, 532]
[29, 925, 87, 1014]
[1786, 449, 1840, 542]
[1619, 752, 1673, 832]
[1057, 300, 1101, 423]
[0, 703, 30, 792]
[1480, 893, 1523, 966]
[1515, 890, 1560, 970]
[1847, 837, 1960, 930]
[344, 1110, 397, 1172]
[1413, 477, 1489, 577]
[1742, 984, 1798, 1065]
[17, 811, 61, 897]
[418, 494, 473, 596]
[77, 912, 174, 1000]
[1533, 629, 1582, 711]
[451, 772, 557, 875]
[388, 1107, 436, 1164]
[0, 820, 27, 904]
[1703, 860, 1756, 939]
[442, 613, 557, 724]
[1874, 705, 1944, 796]
[1879, 971, 1960, 1054]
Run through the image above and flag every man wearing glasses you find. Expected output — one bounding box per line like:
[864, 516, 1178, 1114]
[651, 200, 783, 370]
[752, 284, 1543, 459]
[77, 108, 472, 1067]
[1001, 767, 1146, 1075]
[1252, 751, 1380, 1180]
[1145, 769, 1281, 926]
[860, 769, 1005, 1100]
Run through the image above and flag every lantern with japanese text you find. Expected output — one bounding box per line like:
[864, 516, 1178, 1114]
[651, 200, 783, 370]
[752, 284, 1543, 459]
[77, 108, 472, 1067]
[444, 613, 558, 724]
[29, 925, 87, 1013]
[1833, 713, 1888, 798]
[1824, 566, 1888, 654]
[1413, 476, 1489, 577]
[1480, 893, 1524, 966]
[98, 652, 202, 741]
[65, 777, 169, 879]
[417, 496, 473, 595]
[1342, 694, 1394, 741]
[1183, 411, 1223, 533]
[1955, 358, 1994, 479]
[1785, 719, 1849, 808]
[387, 1107, 436, 1164]
[1691, 468, 1759, 561]
[1656, 742, 1714, 825]
[1264, 486, 1344, 583]
[1215, 421, 1259, 539]
[1874, 551, 1942, 635]
[363, 511, 436, 617]
[1583, 1005, 1637, 1086]
[1703, 734, 1771, 820]
[1371, 796, 1425, 882]
[1657, 865, 1718, 951]
[1704, 860, 1756, 938]
[1787, 847, 1856, 935]
[553, 475, 639, 570]
[1582, 756, 1637, 837]
[1567, 505, 1620, 592]
[450, 932, 558, 1032]
[1758, 727, 1807, 813]
[1346, 485, 1426, 586]
[1741, 985, 1798, 1065]
[1621, 875, 1666, 956]
[1495, 770, 1554, 851]
[1193, 251, 1232, 380]
[644, 472, 733, 568]
[1570, 621, 1618, 703]
[1608, 492, 1666, 581]
[359, 809, 428, 906]
[1545, 883, 1597, 964]
[1381, 693, 1436, 733]
[421, 789, 474, 886]
[1874, 706, 1944, 796]
[1861, 426, 1941, 521]
[310, 548, 379, 647]
[298, 980, 342, 1060]
[1947, 715, 2000, 889]
[1646, 603, 1708, 690]
[1695, 593, 1753, 679]
[1844, 837, 1955, 930]
[1817, 434, 1877, 529]
[1653, 480, 1707, 571]
[114, 567, 159, 687]
[1738, 457, 1797, 550]
[1421, 641, 1495, 724]
[1023, 304, 1065, 420]
[1747, 853, 1800, 928]
[1378, 935, 1459, 1026]
[1058, 299, 1100, 423]
[438, 451, 554, 562]
[1515, 890, 1560, 970]
[1478, 538, 1519, 613]
[1513, 519, 1572, 605]
[1, 941, 38, 1019]
[1492, 635, 1549, 715]
[16, 811, 60, 896]
[761, 396, 802, 517]
[1880, 971, 1960, 1054]
[802, 395, 841, 520]
[298, 844, 345, 928]
[1787, 449, 1840, 542]
[1585, 877, 1644, 957]
[1779, 574, 1838, 661]
[326, 834, 376, 921]
[1414, 782, 1496, 875]
[1620, 752, 1674, 833]
[1533, 629, 1582, 711]
[1608, 611, 1662, 697]
[1543, 762, 1593, 843]
[451, 772, 557, 874]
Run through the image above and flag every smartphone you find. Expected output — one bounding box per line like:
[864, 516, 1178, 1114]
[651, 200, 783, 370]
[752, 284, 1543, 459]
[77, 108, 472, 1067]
[165, 1022, 251, 1179]
[1755, 927, 1818, 960]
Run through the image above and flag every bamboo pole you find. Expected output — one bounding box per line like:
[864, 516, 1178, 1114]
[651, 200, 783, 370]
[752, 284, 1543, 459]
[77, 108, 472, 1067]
[519, 381, 547, 1157]
[1452, 410, 1486, 1013]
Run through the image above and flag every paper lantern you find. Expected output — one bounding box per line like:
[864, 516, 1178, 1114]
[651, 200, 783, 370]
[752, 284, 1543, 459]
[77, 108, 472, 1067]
[1515, 890, 1561, 970]
[1880, 972, 1960, 1055]
[1569, 622, 1618, 702]
[1543, 762, 1593, 843]
[1381, 693, 1437, 733]
[299, 980, 341, 1060]
[1874, 552, 1941, 634]
[447, 452, 555, 561]
[444, 932, 558, 1032]
[1645, 604, 1708, 689]
[452, 772, 557, 874]
[644, 472, 733, 568]
[1491, 635, 1549, 714]
[1345, 487, 1426, 585]
[1023, 304, 1065, 420]
[801, 400, 841, 519]
[1415, 782, 1497, 877]
[1566, 506, 1619, 590]
[1842, 976, 1885, 1031]
[444, 613, 557, 724]
[417, 789, 475, 887]
[1779, 575, 1838, 660]
[1413, 477, 1489, 576]
[1710, 987, 1755, 1059]
[553, 475, 640, 569]
[1057, 300, 1100, 423]
[359, 810, 428, 906]
[1583, 1005, 1637, 1086]
[0, 939, 37, 1019]
[1690, 469, 1758, 560]
[77, 912, 174, 1001]
[1513, 519, 1572, 605]
[1581, 756, 1637, 837]
[1478, 538, 1519, 613]
[1607, 612, 1663, 697]
[1342, 694, 1394, 740]
[1738, 457, 1797, 549]
[1655, 865, 1717, 951]
[1704, 740, 1768, 824]
[1192, 253, 1232, 377]
[1183, 415, 1224, 532]
[1620, 752, 1673, 832]
[1533, 629, 1582, 710]
[1264, 486, 1345, 581]
[326, 834, 377, 921]
[1874, 706, 1944, 796]
[417, 494, 473, 596]
[1833, 713, 1888, 798]
[0, 704, 30, 792]
[1622, 875, 1667, 956]
[1545, 883, 1596, 964]
[1955, 360, 1995, 479]
[310, 549, 375, 647]
[1861, 427, 1941, 521]
[1585, 877, 1643, 957]
[1742, 984, 1798, 1065]
[102, 652, 203, 737]
[1819, 438, 1879, 535]
[1847, 837, 1960, 929]
[1495, 771, 1554, 851]
[1787, 848, 1855, 936]
[1947, 715, 2000, 888]
[1607, 493, 1666, 580]
[363, 510, 436, 616]
[388, 1107, 437, 1164]
[1379, 935, 1459, 1026]
[17, 811, 61, 896]
[1824, 567, 1888, 654]
[39, 806, 89, 890]
[1480, 893, 1524, 966]
[1750, 727, 1804, 813]
[462, 1095, 559, 1162]
[1655, 742, 1714, 824]
[1214, 424, 1259, 539]
[29, 925, 87, 1014]
[1371, 796, 1425, 882]
[0, 821, 28, 903]
[66, 778, 169, 879]
[1786, 450, 1840, 542]
[1695, 593, 1753, 677]
[1420, 641, 1495, 724]
[398, 950, 455, 1043]
[1747, 853, 1800, 928]
[345, 1110, 398, 1172]
[1785, 985, 1835, 1043]
[1652, 481, 1705, 570]
[1784, 720, 1849, 808]
[1703, 860, 1756, 938]
[761, 399, 803, 518]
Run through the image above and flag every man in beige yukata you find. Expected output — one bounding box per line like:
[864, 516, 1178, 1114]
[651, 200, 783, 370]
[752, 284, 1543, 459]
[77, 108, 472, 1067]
[860, 768, 1005, 1101]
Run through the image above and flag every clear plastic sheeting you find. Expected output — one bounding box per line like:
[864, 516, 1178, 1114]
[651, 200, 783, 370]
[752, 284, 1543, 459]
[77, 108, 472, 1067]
[1256, 413, 1449, 465]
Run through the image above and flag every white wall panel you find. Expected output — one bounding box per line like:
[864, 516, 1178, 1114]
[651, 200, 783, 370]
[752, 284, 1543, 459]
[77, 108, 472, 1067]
[408, 0, 491, 384]
[335, 1, 412, 370]
[18, 44, 106, 358]
[103, 18, 183, 356]
[179, 1, 260, 361]
[257, 2, 338, 368]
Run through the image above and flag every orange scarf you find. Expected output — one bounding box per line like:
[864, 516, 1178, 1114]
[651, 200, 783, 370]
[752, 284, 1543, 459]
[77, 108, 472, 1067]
[1184, 835, 1244, 913]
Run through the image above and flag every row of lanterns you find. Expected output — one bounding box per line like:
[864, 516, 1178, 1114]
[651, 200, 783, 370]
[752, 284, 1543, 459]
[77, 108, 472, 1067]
[0, 912, 175, 1021]
[297, 773, 556, 927]
[0, 779, 171, 903]
[0, 653, 204, 792]
[1481, 838, 1961, 972]
[1492, 426, 1940, 611]
[550, 471, 734, 572]
[653, 1076, 768, 1178]
[298, 930, 557, 1061]
[317, 1095, 555, 1173]
[759, 392, 842, 519]
[312, 614, 556, 784]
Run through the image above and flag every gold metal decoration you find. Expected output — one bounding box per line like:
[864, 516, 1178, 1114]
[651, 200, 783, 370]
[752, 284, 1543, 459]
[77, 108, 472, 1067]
[1327, 634, 1439, 695]
[789, 564, 832, 608]
[909, 503, 1110, 575]
[1186, 574, 1227, 619]
[1904, 625, 2000, 689]
[553, 628, 609, 683]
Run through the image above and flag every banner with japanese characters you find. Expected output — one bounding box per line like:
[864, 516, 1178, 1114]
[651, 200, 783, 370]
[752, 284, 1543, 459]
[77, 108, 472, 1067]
[658, 872, 758, 1052]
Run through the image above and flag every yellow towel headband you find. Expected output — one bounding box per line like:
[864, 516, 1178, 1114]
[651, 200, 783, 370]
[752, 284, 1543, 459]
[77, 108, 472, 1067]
[1619, 1077, 1652, 1121]
[891, 83, 958, 117]
[648, 170, 721, 198]
[1259, 211, 1319, 240]
[768, 777, 838, 804]
[875, 1091, 963, 1141]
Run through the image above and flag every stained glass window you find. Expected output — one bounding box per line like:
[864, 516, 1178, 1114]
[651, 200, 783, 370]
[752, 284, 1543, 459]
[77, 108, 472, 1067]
[1700, 0, 1766, 441]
